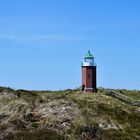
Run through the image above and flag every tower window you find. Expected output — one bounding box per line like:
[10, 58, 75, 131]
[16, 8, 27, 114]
[88, 74, 90, 79]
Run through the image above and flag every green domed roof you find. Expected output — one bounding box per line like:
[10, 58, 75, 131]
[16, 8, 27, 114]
[84, 51, 94, 58]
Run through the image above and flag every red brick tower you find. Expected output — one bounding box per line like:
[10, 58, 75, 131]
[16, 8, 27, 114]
[82, 51, 97, 93]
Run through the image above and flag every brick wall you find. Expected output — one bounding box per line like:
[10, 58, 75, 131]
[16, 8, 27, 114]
[82, 66, 97, 92]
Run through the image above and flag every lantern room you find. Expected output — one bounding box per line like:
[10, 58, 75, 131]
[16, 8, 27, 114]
[82, 51, 95, 67]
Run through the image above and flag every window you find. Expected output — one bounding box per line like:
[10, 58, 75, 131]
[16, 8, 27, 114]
[88, 74, 90, 79]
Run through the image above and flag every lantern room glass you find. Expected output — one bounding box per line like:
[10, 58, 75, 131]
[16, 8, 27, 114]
[84, 58, 94, 64]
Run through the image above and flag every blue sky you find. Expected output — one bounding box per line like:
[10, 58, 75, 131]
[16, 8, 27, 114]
[0, 0, 140, 90]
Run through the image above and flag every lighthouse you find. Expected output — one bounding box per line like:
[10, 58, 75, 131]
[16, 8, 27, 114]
[82, 51, 97, 93]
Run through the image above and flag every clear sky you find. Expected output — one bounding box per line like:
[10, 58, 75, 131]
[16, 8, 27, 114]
[0, 0, 140, 90]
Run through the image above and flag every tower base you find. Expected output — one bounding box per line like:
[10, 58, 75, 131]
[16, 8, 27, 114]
[83, 88, 97, 93]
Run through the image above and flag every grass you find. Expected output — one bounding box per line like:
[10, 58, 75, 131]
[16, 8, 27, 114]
[0, 87, 140, 140]
[4, 129, 65, 140]
[65, 91, 140, 139]
[0, 86, 15, 93]
[118, 89, 140, 100]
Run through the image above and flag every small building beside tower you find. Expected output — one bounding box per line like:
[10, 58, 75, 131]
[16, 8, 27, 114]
[82, 51, 97, 93]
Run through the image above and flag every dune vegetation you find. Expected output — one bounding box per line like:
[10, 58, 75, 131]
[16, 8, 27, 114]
[0, 86, 140, 140]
